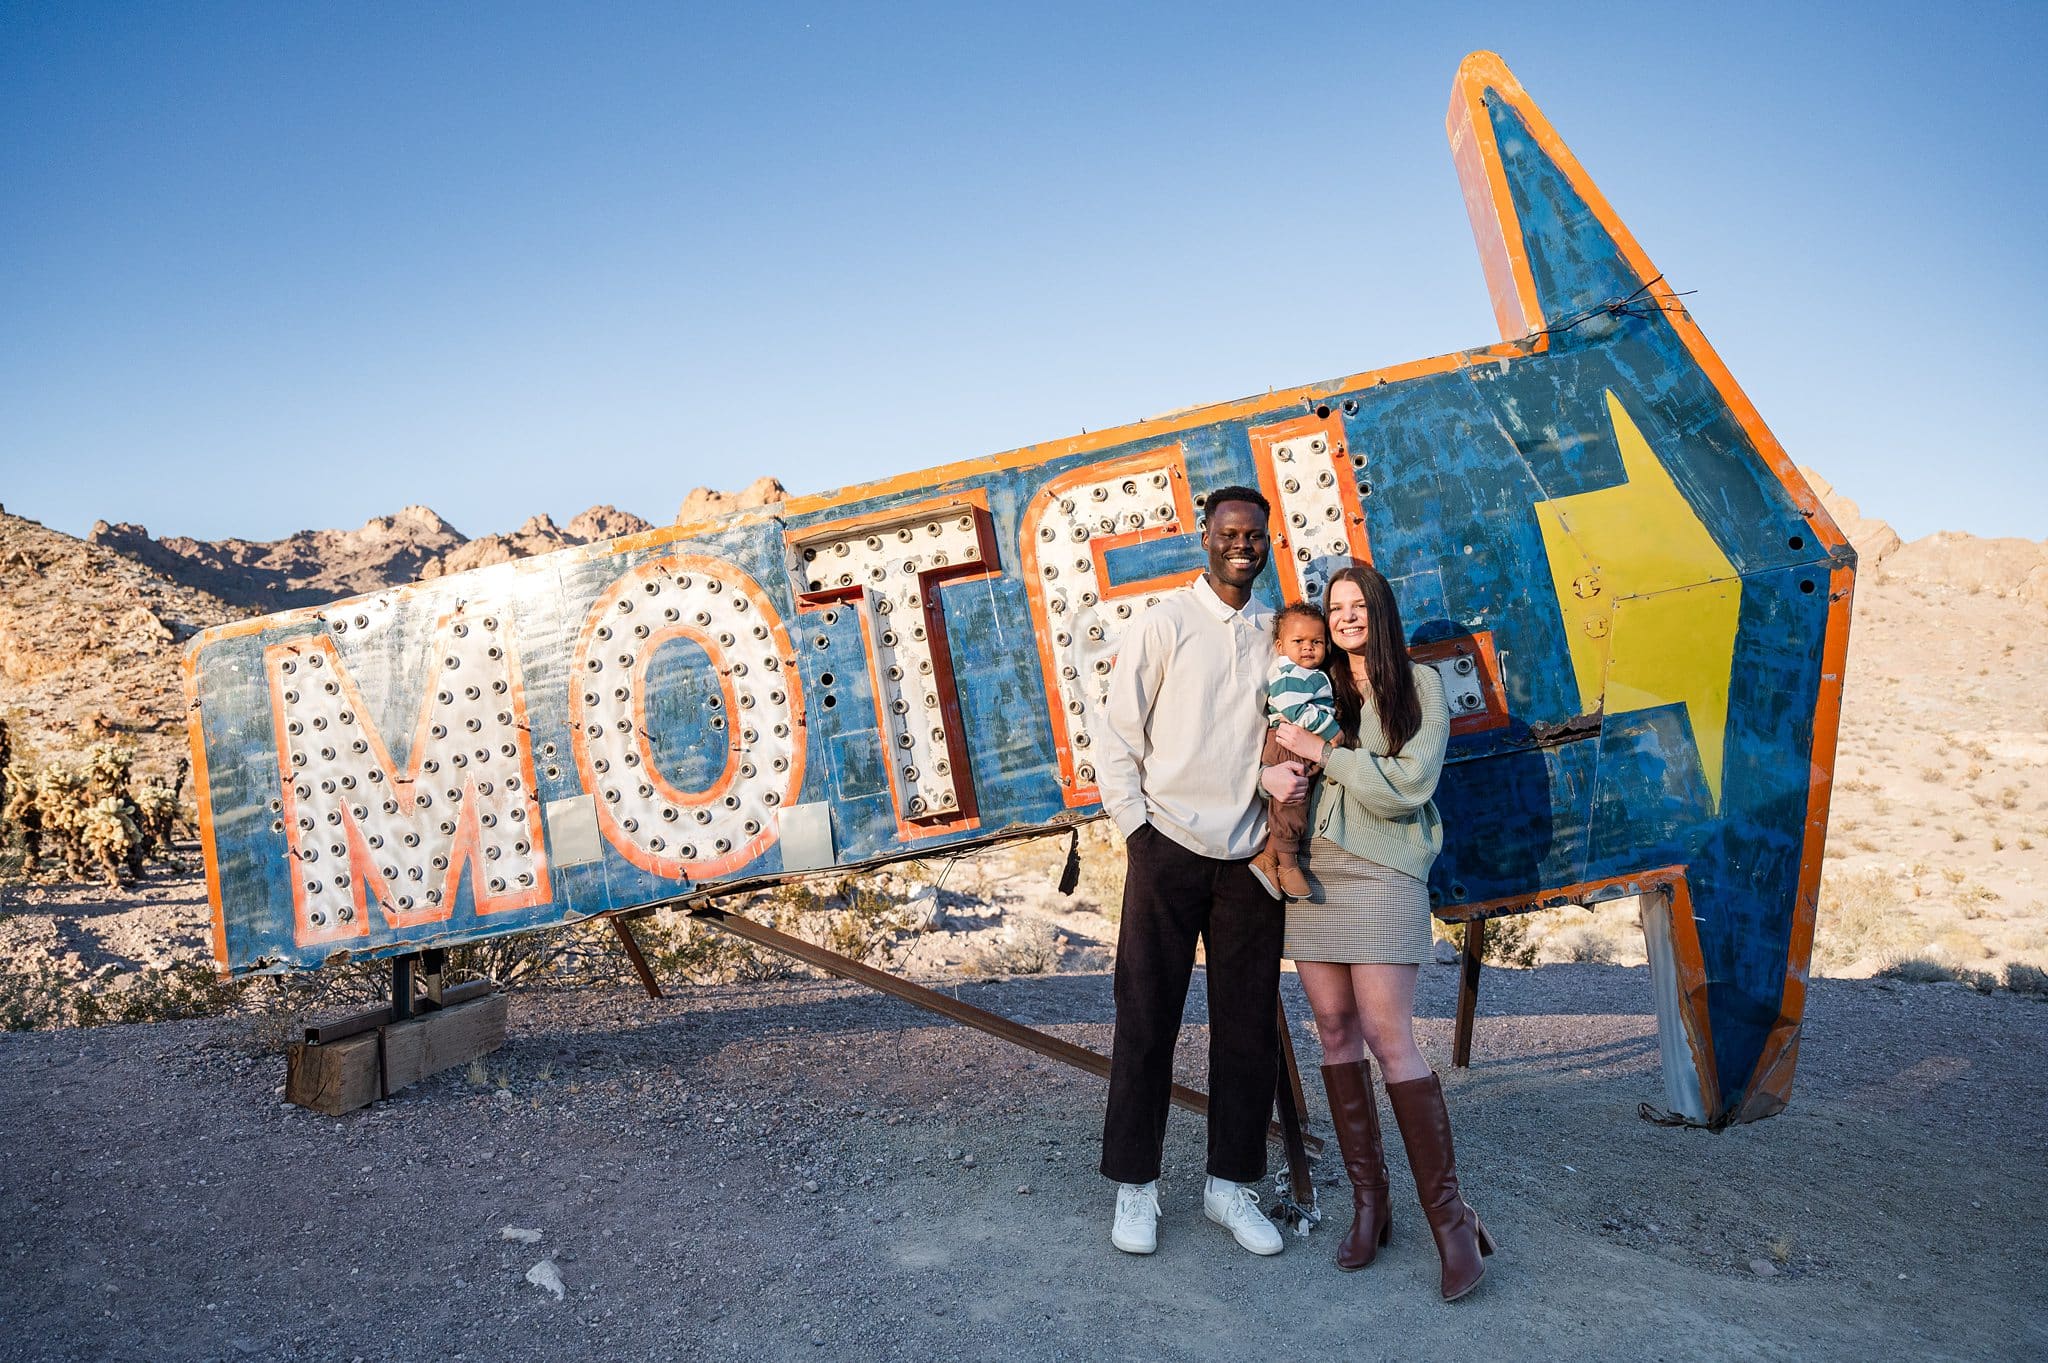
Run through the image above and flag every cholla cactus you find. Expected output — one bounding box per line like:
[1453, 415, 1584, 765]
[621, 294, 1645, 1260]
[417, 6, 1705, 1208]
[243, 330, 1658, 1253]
[79, 796, 139, 890]
[33, 765, 92, 878]
[81, 741, 147, 875]
[0, 741, 176, 886]
[82, 741, 134, 801]
[2, 760, 40, 862]
[133, 783, 180, 857]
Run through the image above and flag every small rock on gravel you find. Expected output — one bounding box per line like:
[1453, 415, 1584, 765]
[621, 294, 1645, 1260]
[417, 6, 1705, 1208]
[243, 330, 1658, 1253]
[525, 1258, 565, 1300]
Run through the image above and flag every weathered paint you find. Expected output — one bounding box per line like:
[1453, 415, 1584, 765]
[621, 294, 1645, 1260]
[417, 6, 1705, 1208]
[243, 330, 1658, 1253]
[183, 52, 1851, 1124]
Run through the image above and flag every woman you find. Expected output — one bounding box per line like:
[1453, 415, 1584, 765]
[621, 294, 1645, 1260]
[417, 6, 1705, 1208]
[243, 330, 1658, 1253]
[1271, 564, 1494, 1300]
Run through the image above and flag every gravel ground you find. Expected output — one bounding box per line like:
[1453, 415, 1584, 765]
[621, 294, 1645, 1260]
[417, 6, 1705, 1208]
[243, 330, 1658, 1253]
[4, 962, 2044, 1363]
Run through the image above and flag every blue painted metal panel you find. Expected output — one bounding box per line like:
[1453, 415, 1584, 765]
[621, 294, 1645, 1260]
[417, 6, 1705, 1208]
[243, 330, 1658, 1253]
[185, 53, 1851, 1123]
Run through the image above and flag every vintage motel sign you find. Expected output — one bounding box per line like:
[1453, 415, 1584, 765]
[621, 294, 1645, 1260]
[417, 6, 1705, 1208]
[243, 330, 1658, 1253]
[187, 53, 1852, 1126]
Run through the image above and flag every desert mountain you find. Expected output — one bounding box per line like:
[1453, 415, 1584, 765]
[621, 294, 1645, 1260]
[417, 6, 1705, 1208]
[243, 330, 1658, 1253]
[1800, 465, 2047, 605]
[417, 506, 656, 582]
[677, 476, 786, 525]
[87, 504, 654, 614]
[84, 484, 791, 616]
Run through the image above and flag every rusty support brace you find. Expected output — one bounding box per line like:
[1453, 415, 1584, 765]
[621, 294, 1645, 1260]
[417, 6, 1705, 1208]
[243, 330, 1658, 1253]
[689, 904, 1322, 1160]
[1272, 998, 1315, 1210]
[611, 915, 664, 999]
[1453, 919, 1485, 1068]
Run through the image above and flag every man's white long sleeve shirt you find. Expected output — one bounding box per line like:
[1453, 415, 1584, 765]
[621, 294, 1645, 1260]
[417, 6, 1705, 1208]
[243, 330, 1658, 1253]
[1094, 575, 1272, 860]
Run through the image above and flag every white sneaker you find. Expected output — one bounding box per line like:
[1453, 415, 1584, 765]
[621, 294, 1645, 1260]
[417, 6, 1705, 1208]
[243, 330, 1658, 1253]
[1111, 1181, 1162, 1254]
[1204, 1177, 1284, 1256]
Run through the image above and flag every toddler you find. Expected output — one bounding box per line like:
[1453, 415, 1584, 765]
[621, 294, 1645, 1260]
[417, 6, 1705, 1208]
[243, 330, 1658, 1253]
[1253, 603, 1345, 900]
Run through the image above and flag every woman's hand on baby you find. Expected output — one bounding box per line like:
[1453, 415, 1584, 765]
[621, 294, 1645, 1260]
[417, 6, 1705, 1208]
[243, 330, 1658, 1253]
[1259, 761, 1310, 803]
[1272, 721, 1327, 763]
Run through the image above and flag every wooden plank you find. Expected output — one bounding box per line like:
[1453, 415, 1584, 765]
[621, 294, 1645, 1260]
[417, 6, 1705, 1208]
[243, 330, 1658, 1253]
[286, 1031, 382, 1116]
[303, 978, 493, 1045]
[286, 990, 507, 1115]
[378, 992, 509, 1094]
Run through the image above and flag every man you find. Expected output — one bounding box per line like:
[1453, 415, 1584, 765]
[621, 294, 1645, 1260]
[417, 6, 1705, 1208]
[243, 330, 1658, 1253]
[1093, 484, 1310, 1256]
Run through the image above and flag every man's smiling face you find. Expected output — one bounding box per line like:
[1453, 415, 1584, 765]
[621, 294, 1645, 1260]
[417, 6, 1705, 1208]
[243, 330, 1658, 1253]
[1202, 498, 1270, 600]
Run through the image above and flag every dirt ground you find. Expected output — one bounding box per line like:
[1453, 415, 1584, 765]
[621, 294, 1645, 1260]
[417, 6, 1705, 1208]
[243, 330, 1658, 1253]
[4, 960, 2042, 1363]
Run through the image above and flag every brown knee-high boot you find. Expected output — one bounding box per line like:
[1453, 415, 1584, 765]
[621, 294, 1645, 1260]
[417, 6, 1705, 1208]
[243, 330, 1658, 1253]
[1384, 1071, 1495, 1300]
[1319, 1060, 1391, 1270]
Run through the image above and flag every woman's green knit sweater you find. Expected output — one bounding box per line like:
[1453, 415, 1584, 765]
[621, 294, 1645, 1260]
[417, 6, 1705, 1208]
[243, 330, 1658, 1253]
[1305, 662, 1449, 882]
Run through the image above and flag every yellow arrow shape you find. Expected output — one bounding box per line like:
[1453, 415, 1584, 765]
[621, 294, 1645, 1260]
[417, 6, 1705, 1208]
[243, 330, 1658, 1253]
[1536, 391, 1741, 808]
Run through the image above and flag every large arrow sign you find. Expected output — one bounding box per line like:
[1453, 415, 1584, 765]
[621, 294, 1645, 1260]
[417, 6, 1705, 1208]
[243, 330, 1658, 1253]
[185, 53, 1852, 1125]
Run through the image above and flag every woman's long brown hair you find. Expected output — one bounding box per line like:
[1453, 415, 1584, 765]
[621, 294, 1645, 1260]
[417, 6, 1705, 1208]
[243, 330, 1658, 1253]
[1323, 565, 1422, 756]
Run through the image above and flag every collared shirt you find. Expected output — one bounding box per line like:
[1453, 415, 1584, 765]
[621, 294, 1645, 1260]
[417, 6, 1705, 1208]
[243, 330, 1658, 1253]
[1266, 655, 1343, 742]
[1095, 574, 1273, 860]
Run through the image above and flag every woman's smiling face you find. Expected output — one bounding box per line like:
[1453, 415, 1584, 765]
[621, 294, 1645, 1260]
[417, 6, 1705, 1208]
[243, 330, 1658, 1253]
[1325, 578, 1370, 655]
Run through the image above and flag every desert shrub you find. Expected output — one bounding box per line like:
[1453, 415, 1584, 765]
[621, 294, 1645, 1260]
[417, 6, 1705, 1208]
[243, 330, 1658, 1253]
[1812, 868, 1908, 973]
[633, 876, 934, 986]
[812, 879, 919, 960]
[444, 920, 629, 990]
[1547, 920, 1620, 965]
[1439, 915, 1538, 968]
[3, 958, 249, 1030]
[639, 910, 789, 985]
[965, 918, 1062, 977]
[2003, 961, 2048, 997]
[0, 964, 75, 1031]
[70, 960, 244, 1026]
[1876, 956, 1994, 992]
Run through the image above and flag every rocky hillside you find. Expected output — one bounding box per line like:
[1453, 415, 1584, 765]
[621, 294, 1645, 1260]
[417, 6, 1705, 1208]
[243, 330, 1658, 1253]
[1800, 467, 2047, 604]
[86, 504, 655, 613]
[417, 505, 655, 583]
[0, 508, 249, 779]
[81, 477, 794, 617]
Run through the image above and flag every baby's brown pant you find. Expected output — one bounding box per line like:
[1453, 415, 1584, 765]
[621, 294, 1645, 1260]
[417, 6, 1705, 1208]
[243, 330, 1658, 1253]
[1260, 729, 1320, 865]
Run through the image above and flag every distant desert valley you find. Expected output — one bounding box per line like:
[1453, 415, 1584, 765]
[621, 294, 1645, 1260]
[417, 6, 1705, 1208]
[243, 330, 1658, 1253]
[1, 467, 2044, 1018]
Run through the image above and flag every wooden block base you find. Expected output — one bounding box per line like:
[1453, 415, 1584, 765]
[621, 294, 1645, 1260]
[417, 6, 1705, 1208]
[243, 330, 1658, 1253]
[286, 991, 508, 1115]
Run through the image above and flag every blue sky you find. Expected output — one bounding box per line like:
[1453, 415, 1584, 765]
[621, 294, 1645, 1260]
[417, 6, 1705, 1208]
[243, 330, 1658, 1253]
[3, 2, 2042, 544]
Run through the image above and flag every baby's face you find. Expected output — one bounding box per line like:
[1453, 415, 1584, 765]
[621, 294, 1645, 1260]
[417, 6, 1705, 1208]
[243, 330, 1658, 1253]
[1278, 616, 1327, 669]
